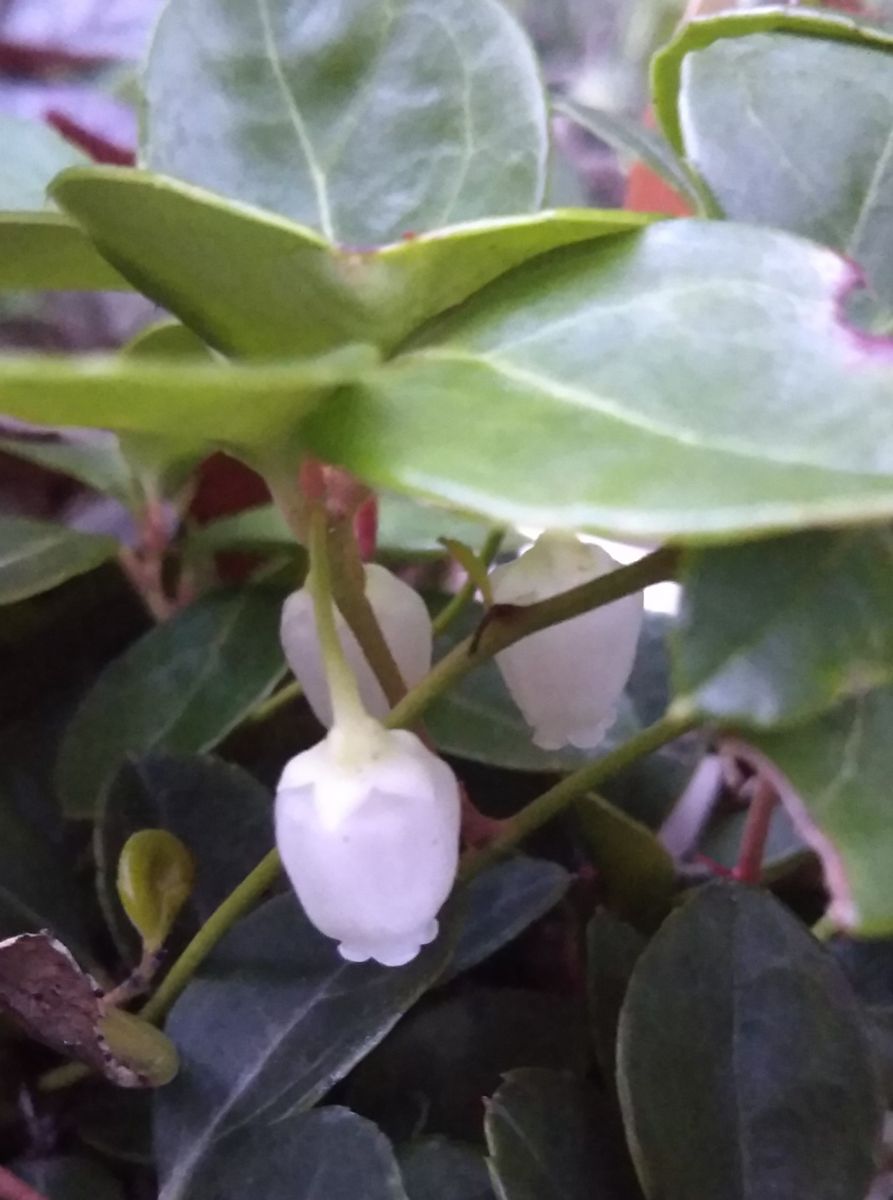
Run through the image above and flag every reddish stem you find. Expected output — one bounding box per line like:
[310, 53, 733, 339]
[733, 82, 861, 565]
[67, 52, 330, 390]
[732, 776, 778, 884]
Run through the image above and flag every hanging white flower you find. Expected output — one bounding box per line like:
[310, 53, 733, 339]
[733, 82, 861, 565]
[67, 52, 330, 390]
[280, 563, 432, 726]
[275, 721, 461, 967]
[489, 531, 644, 751]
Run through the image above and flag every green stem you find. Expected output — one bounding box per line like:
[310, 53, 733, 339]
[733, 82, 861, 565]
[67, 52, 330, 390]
[432, 526, 505, 636]
[244, 680, 303, 726]
[307, 507, 368, 729]
[460, 710, 697, 880]
[389, 546, 678, 731]
[140, 848, 282, 1024]
[330, 520, 408, 709]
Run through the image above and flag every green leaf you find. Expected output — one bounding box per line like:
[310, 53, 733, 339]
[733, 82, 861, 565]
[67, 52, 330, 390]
[0, 115, 88, 211]
[485, 1068, 626, 1200]
[155, 894, 452, 1200]
[98, 755, 273, 958]
[346, 988, 589, 1143]
[749, 684, 893, 935]
[672, 27, 893, 312]
[553, 97, 701, 210]
[186, 505, 295, 555]
[0, 517, 117, 605]
[12, 1156, 125, 1200]
[378, 495, 521, 560]
[617, 883, 883, 1200]
[699, 803, 809, 884]
[55, 586, 286, 818]
[674, 529, 893, 727]
[143, 0, 548, 244]
[161, 1107, 409, 1200]
[0, 344, 375, 458]
[652, 7, 893, 156]
[51, 167, 649, 357]
[575, 794, 675, 930]
[303, 219, 893, 542]
[0, 429, 136, 503]
[449, 857, 571, 978]
[585, 912, 646, 1083]
[0, 793, 92, 951]
[400, 1138, 494, 1200]
[0, 212, 130, 291]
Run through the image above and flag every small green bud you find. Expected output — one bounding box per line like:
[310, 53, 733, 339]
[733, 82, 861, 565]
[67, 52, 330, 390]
[116, 829, 195, 952]
[98, 1008, 179, 1087]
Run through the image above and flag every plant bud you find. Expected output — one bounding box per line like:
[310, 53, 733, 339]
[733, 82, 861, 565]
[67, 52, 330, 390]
[280, 564, 432, 726]
[489, 532, 643, 751]
[275, 723, 461, 966]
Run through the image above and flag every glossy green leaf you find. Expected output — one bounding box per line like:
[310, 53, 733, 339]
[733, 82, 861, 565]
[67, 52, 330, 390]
[0, 516, 117, 605]
[585, 912, 645, 1083]
[0, 114, 88, 211]
[98, 755, 273, 959]
[304, 219, 893, 542]
[617, 884, 882, 1200]
[162, 1107, 409, 1200]
[750, 684, 893, 935]
[674, 28, 893, 312]
[346, 988, 588, 1143]
[12, 1156, 125, 1200]
[449, 857, 571, 978]
[186, 505, 295, 554]
[51, 167, 650, 357]
[378, 495, 521, 560]
[116, 829, 196, 951]
[0, 212, 129, 290]
[652, 7, 893, 155]
[55, 586, 286, 818]
[575, 794, 675, 930]
[553, 97, 701, 210]
[143, 0, 548, 244]
[485, 1068, 625, 1200]
[400, 1138, 494, 1200]
[674, 529, 893, 727]
[155, 893, 453, 1200]
[0, 344, 375, 457]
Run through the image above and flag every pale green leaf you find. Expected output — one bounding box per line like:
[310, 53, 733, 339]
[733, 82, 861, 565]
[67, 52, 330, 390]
[0, 516, 117, 605]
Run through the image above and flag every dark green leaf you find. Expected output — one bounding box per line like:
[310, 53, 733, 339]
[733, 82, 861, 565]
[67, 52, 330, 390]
[0, 115, 88, 211]
[155, 894, 451, 1200]
[186, 505, 295, 555]
[161, 1107, 409, 1200]
[750, 685, 893, 935]
[143, 0, 548, 244]
[0, 212, 129, 291]
[75, 1087, 154, 1165]
[52, 167, 649, 357]
[97, 754, 273, 959]
[698, 803, 808, 884]
[0, 517, 117, 605]
[553, 97, 701, 209]
[0, 344, 375, 458]
[674, 529, 893, 727]
[55, 586, 286, 818]
[866, 1005, 893, 1105]
[485, 1068, 626, 1200]
[585, 912, 645, 1083]
[617, 883, 883, 1200]
[449, 857, 571, 978]
[400, 1138, 494, 1200]
[346, 987, 588, 1143]
[575, 794, 675, 930]
[12, 1156, 124, 1200]
[304, 220, 893, 542]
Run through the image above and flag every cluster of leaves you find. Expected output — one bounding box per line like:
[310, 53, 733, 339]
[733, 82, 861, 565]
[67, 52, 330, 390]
[1, 2, 893, 1198]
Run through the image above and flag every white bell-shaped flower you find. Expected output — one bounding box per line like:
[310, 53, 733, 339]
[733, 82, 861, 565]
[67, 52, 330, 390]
[275, 722, 461, 967]
[490, 532, 643, 751]
[281, 564, 432, 726]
